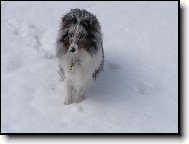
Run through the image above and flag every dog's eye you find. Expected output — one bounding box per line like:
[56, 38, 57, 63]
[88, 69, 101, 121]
[79, 35, 84, 39]
[69, 34, 73, 38]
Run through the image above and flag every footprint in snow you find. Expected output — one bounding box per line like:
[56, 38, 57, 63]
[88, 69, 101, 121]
[136, 81, 154, 95]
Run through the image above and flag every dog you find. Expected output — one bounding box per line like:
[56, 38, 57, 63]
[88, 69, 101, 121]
[56, 9, 104, 105]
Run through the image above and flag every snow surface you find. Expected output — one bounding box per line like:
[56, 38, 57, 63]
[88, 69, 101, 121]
[1, 1, 178, 133]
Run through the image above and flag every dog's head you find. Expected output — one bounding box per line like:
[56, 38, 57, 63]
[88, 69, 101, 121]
[56, 9, 102, 58]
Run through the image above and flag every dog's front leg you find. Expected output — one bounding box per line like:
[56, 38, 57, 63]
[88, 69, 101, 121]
[75, 87, 86, 103]
[64, 80, 73, 105]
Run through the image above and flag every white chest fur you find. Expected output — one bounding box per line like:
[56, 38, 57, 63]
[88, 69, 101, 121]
[60, 48, 103, 90]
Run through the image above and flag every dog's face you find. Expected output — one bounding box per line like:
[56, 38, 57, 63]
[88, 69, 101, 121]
[63, 20, 98, 56]
[56, 9, 101, 59]
[67, 24, 89, 54]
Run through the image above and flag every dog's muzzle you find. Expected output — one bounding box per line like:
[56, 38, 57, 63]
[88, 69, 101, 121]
[70, 47, 75, 53]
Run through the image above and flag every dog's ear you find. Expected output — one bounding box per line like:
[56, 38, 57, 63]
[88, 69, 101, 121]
[62, 15, 77, 29]
[89, 19, 98, 28]
[80, 20, 89, 27]
[81, 18, 98, 31]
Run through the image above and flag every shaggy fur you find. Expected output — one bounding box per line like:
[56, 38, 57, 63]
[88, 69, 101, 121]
[56, 9, 104, 105]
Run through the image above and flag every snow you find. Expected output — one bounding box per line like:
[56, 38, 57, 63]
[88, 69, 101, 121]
[1, 1, 178, 133]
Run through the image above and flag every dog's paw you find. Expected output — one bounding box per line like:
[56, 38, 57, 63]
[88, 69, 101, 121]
[64, 99, 73, 105]
[75, 96, 85, 103]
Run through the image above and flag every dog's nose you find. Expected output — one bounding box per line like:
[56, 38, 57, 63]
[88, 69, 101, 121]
[70, 47, 75, 53]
